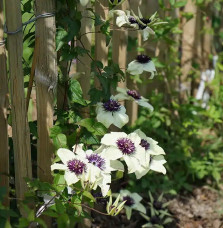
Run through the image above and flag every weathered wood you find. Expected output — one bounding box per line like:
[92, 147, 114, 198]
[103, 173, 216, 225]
[35, 0, 57, 184]
[112, 1, 128, 94]
[0, 0, 9, 206]
[126, 0, 141, 126]
[180, 0, 197, 98]
[5, 0, 32, 203]
[77, 3, 92, 101]
[95, 0, 108, 88]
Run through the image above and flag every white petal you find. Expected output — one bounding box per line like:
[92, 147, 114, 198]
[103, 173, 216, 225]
[133, 203, 146, 214]
[116, 15, 129, 27]
[124, 156, 139, 173]
[51, 163, 67, 171]
[150, 155, 167, 174]
[134, 129, 147, 139]
[137, 99, 154, 111]
[113, 112, 129, 128]
[80, 0, 89, 7]
[64, 171, 79, 185]
[116, 87, 128, 94]
[114, 93, 129, 101]
[101, 132, 127, 146]
[127, 61, 144, 75]
[110, 160, 124, 171]
[101, 147, 123, 160]
[135, 166, 149, 179]
[131, 193, 142, 203]
[97, 111, 114, 128]
[143, 61, 156, 79]
[128, 133, 141, 146]
[57, 148, 76, 165]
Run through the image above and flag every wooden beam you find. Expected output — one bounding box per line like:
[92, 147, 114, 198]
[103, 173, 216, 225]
[0, 0, 9, 207]
[95, 0, 109, 88]
[35, 1, 57, 183]
[5, 0, 32, 203]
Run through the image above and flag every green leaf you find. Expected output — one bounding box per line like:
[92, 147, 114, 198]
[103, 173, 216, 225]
[175, 0, 187, 7]
[169, 0, 175, 6]
[78, 118, 107, 136]
[57, 214, 70, 228]
[55, 198, 65, 214]
[83, 191, 96, 202]
[56, 29, 68, 51]
[68, 79, 87, 106]
[50, 126, 62, 138]
[53, 134, 67, 149]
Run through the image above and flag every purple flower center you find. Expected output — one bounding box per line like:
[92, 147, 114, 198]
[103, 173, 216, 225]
[136, 54, 151, 64]
[138, 18, 151, 29]
[67, 159, 86, 175]
[127, 90, 141, 100]
[117, 138, 135, 155]
[128, 16, 137, 24]
[103, 99, 121, 112]
[140, 139, 150, 150]
[123, 196, 135, 206]
[87, 154, 106, 170]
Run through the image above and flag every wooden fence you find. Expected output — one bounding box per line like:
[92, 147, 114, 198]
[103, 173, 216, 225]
[0, 0, 212, 221]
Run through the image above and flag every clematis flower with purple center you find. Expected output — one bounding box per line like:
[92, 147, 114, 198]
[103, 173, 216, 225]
[96, 95, 129, 128]
[74, 144, 124, 196]
[115, 87, 154, 111]
[133, 129, 166, 179]
[99, 132, 147, 173]
[127, 54, 156, 78]
[51, 148, 89, 186]
[114, 189, 146, 220]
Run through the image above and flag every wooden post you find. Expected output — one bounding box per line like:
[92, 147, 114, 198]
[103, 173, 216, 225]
[180, 0, 197, 99]
[77, 3, 92, 101]
[5, 0, 32, 203]
[35, 1, 57, 183]
[95, 0, 109, 88]
[112, 1, 128, 93]
[126, 0, 141, 126]
[0, 0, 9, 206]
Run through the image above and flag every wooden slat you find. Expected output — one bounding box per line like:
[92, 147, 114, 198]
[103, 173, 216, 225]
[0, 0, 9, 206]
[112, 1, 128, 94]
[35, 1, 57, 183]
[77, 3, 92, 101]
[95, 0, 109, 88]
[5, 0, 32, 203]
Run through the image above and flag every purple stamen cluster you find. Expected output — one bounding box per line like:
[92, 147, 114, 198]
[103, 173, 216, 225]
[103, 99, 121, 112]
[136, 54, 151, 64]
[128, 16, 137, 24]
[117, 138, 135, 155]
[123, 196, 135, 207]
[140, 139, 150, 150]
[127, 90, 141, 100]
[128, 16, 151, 29]
[87, 154, 106, 170]
[67, 159, 86, 175]
[138, 18, 151, 29]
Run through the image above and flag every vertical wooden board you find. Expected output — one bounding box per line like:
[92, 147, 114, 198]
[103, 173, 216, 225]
[0, 0, 9, 206]
[35, 0, 57, 183]
[126, 0, 141, 126]
[112, 1, 128, 92]
[77, 4, 92, 100]
[5, 0, 32, 202]
[95, 0, 109, 88]
[181, 0, 197, 98]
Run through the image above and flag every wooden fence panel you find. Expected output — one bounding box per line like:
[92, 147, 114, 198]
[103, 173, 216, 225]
[0, 0, 9, 206]
[35, 1, 57, 183]
[5, 0, 32, 203]
[95, 0, 108, 88]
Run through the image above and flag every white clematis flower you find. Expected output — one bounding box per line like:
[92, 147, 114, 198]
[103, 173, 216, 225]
[115, 87, 154, 111]
[127, 54, 156, 78]
[116, 189, 146, 220]
[74, 145, 124, 196]
[51, 148, 90, 186]
[135, 155, 167, 179]
[100, 132, 147, 173]
[96, 95, 129, 128]
[80, 0, 90, 7]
